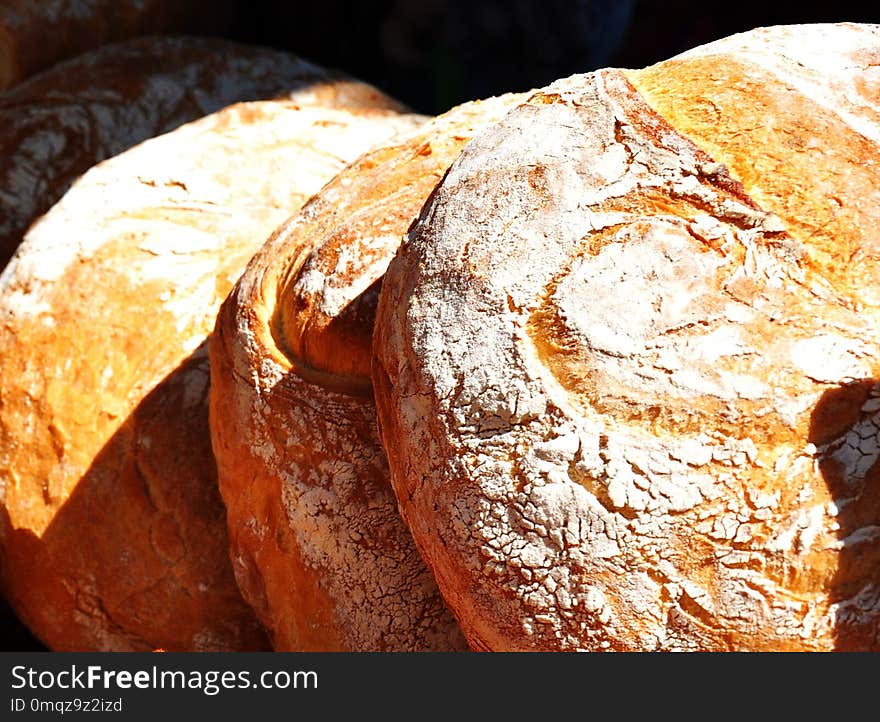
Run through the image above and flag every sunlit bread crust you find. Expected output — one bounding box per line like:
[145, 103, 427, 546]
[0, 35, 409, 269]
[372, 23, 880, 651]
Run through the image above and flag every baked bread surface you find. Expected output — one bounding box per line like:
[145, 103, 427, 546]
[372, 23, 880, 651]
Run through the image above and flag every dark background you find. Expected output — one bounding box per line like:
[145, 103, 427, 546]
[2, 0, 879, 652]
[227, 0, 880, 115]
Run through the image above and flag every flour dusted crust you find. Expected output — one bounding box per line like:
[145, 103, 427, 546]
[0, 96, 419, 651]
[373, 23, 880, 651]
[0, 35, 408, 269]
[209, 93, 526, 651]
[0, 0, 233, 90]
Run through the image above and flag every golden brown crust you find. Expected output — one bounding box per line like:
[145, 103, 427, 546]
[209, 93, 527, 651]
[1, 350, 269, 651]
[0, 35, 408, 270]
[373, 24, 880, 651]
[624, 23, 880, 309]
[0, 0, 233, 90]
[0, 96, 417, 651]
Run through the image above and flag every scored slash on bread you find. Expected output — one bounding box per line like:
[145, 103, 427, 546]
[0, 87, 421, 651]
[372, 22, 880, 651]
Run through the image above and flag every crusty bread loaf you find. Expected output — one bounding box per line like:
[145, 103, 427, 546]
[0, 0, 232, 90]
[0, 34, 408, 270]
[209, 92, 527, 651]
[0, 93, 420, 651]
[372, 22, 880, 651]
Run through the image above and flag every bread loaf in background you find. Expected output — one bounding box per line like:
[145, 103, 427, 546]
[372, 22, 880, 651]
[0, 34, 409, 270]
[0, 89, 420, 651]
[209, 92, 530, 651]
[0, 0, 233, 90]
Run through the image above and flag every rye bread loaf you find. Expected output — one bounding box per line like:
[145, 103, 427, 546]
[209, 92, 527, 650]
[0, 0, 233, 90]
[0, 35, 408, 269]
[372, 22, 880, 651]
[0, 95, 420, 651]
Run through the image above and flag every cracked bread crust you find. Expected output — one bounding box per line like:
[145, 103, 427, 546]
[0, 96, 419, 651]
[372, 23, 880, 651]
[208, 92, 526, 651]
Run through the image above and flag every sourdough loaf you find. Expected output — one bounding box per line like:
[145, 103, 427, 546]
[0, 35, 407, 269]
[209, 92, 528, 651]
[0, 94, 420, 651]
[372, 22, 880, 651]
[0, 0, 233, 90]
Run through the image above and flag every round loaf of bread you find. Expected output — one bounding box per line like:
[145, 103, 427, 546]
[373, 23, 880, 651]
[0, 34, 408, 269]
[0, 0, 233, 90]
[209, 91, 527, 650]
[0, 95, 420, 651]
